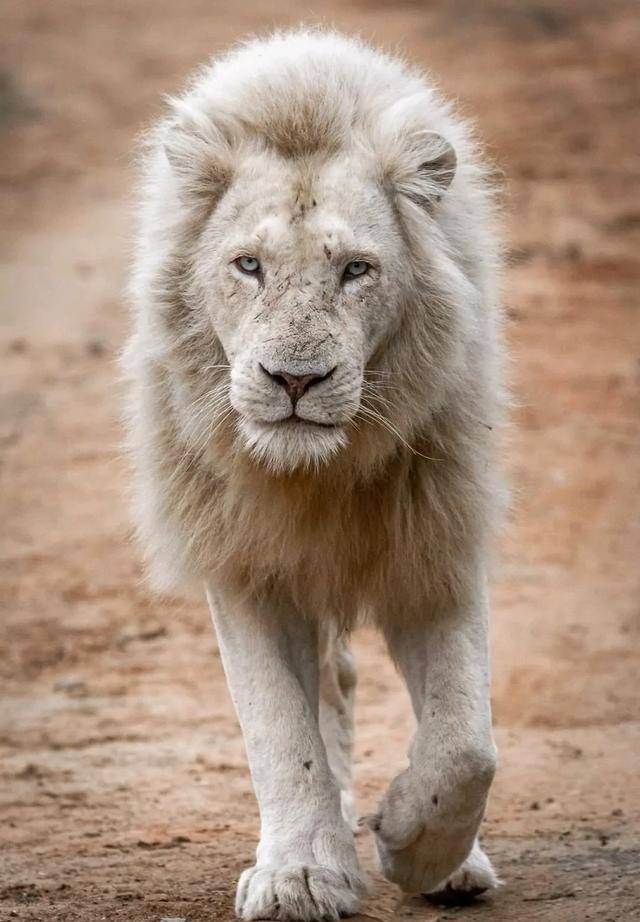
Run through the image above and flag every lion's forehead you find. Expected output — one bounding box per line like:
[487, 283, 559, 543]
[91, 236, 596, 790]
[227, 154, 387, 264]
[249, 210, 357, 267]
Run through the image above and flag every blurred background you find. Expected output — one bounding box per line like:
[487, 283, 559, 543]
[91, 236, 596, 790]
[1, 2, 638, 920]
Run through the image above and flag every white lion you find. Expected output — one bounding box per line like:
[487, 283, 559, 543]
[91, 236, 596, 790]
[124, 28, 506, 921]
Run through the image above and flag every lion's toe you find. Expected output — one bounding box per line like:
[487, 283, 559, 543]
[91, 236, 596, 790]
[237, 863, 364, 921]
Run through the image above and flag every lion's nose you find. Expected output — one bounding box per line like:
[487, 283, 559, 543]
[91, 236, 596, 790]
[259, 364, 335, 404]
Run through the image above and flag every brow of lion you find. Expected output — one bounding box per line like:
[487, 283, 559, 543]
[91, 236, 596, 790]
[357, 400, 444, 463]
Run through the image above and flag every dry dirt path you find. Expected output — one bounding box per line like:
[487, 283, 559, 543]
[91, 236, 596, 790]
[1, 2, 639, 920]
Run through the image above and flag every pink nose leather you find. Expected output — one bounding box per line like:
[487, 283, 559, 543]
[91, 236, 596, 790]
[259, 364, 335, 404]
[274, 371, 320, 402]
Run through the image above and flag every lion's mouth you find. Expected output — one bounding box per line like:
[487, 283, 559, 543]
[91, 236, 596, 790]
[251, 414, 340, 431]
[282, 414, 338, 430]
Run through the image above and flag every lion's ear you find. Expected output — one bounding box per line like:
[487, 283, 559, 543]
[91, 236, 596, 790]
[389, 130, 457, 208]
[158, 99, 233, 203]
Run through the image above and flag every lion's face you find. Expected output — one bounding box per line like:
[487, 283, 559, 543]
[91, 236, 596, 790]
[191, 151, 407, 469]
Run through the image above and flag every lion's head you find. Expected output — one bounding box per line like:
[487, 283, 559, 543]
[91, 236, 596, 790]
[189, 140, 457, 469]
[131, 31, 496, 475]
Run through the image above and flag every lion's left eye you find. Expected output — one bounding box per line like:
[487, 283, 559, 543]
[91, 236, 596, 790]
[343, 260, 370, 280]
[235, 255, 261, 274]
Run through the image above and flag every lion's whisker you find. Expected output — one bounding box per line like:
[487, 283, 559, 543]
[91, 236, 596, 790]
[358, 402, 443, 462]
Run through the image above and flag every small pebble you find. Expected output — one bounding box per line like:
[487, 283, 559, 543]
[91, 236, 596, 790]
[53, 677, 88, 696]
[86, 338, 106, 357]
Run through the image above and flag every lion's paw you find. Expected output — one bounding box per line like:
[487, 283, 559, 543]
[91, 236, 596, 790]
[372, 822, 474, 895]
[424, 841, 500, 906]
[236, 863, 365, 921]
[366, 769, 479, 894]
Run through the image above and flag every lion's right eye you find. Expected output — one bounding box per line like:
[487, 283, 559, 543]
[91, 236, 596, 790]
[235, 255, 261, 275]
[343, 260, 370, 281]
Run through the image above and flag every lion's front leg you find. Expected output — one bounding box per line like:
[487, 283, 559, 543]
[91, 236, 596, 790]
[370, 572, 498, 896]
[206, 585, 366, 921]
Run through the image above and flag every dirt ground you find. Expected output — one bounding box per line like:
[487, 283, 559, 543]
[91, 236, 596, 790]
[1, 1, 639, 920]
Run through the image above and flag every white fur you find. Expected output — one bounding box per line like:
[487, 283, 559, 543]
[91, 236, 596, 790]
[429, 839, 501, 899]
[207, 585, 367, 920]
[370, 576, 497, 893]
[125, 28, 505, 919]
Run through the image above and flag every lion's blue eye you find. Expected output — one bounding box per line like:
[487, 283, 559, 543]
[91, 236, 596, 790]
[343, 260, 369, 279]
[236, 255, 261, 274]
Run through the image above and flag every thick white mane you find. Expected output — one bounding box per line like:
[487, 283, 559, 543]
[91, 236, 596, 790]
[125, 29, 504, 613]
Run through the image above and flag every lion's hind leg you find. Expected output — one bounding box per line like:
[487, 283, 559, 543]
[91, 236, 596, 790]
[319, 626, 358, 831]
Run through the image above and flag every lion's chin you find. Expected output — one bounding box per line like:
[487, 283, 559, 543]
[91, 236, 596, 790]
[238, 416, 348, 473]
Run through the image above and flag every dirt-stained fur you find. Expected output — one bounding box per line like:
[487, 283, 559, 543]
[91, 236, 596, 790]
[123, 29, 506, 627]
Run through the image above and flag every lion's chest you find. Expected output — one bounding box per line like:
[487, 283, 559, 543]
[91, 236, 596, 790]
[209, 465, 422, 619]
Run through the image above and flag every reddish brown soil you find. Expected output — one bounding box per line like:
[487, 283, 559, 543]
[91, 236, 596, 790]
[1, 2, 639, 920]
